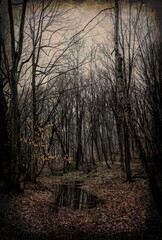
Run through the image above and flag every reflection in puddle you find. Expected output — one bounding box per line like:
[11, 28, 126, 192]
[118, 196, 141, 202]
[53, 182, 103, 210]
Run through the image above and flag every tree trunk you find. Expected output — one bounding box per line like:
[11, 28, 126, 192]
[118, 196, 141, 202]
[114, 0, 124, 171]
[115, 117, 124, 170]
[124, 121, 132, 181]
[0, 61, 12, 191]
[10, 72, 21, 191]
[30, 48, 37, 182]
[75, 115, 83, 170]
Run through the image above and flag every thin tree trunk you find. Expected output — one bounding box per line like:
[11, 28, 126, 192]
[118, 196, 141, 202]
[124, 121, 132, 181]
[114, 0, 124, 171]
[10, 73, 21, 191]
[30, 47, 37, 182]
[0, 48, 12, 190]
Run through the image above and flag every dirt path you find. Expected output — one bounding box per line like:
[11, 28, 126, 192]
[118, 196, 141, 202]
[0, 163, 162, 240]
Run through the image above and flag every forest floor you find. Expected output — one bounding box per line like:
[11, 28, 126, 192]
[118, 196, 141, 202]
[0, 161, 162, 240]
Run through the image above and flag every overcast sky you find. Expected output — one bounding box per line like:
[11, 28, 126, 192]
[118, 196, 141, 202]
[0, 0, 161, 41]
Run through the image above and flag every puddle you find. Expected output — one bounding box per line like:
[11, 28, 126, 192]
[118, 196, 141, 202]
[52, 181, 103, 210]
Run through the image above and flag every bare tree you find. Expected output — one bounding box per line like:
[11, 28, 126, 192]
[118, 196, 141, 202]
[0, 0, 28, 191]
[114, 0, 162, 215]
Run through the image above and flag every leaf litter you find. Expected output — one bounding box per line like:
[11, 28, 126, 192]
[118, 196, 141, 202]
[0, 162, 162, 240]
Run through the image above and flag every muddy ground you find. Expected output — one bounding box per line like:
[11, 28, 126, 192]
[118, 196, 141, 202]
[0, 162, 162, 240]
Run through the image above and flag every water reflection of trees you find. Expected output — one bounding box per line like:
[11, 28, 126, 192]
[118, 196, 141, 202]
[53, 183, 101, 210]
